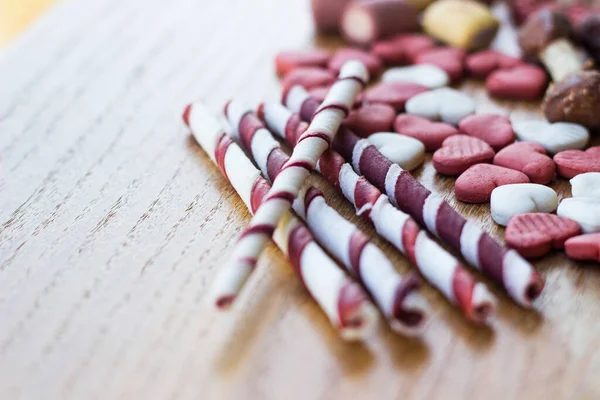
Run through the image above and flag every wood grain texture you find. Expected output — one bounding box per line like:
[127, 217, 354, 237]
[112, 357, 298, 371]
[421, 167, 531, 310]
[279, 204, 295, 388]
[1, 0, 600, 399]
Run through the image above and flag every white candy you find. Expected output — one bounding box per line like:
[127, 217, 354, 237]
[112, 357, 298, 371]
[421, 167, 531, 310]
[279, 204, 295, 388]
[512, 120, 589, 154]
[405, 88, 476, 125]
[382, 64, 449, 88]
[557, 197, 600, 233]
[570, 173, 600, 199]
[367, 132, 425, 171]
[490, 183, 558, 226]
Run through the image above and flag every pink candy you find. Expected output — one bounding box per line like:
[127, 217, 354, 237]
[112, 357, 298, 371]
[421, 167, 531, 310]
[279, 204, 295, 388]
[364, 81, 429, 111]
[553, 146, 600, 179]
[565, 233, 600, 262]
[458, 114, 515, 151]
[465, 50, 522, 79]
[505, 213, 581, 259]
[329, 47, 383, 77]
[371, 33, 436, 65]
[486, 64, 548, 100]
[281, 67, 336, 92]
[433, 135, 495, 176]
[275, 49, 331, 77]
[414, 47, 466, 82]
[394, 114, 458, 151]
[494, 142, 556, 184]
[343, 103, 396, 137]
[455, 164, 530, 203]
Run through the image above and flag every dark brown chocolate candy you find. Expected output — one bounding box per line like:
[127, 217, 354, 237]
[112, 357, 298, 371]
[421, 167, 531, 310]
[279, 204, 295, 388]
[543, 70, 600, 128]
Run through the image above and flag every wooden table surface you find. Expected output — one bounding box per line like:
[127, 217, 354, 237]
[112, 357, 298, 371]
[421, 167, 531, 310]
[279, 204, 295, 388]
[1, 0, 600, 399]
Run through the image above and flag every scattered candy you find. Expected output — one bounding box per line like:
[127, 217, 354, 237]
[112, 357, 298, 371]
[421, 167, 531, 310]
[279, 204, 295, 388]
[281, 67, 336, 91]
[286, 85, 545, 308]
[185, 102, 379, 340]
[490, 183, 558, 226]
[570, 173, 600, 199]
[371, 33, 436, 65]
[310, 0, 352, 33]
[553, 146, 600, 179]
[275, 49, 330, 77]
[261, 101, 497, 324]
[565, 233, 600, 262]
[465, 49, 522, 78]
[557, 198, 600, 233]
[364, 81, 429, 111]
[433, 135, 495, 176]
[382, 64, 449, 88]
[486, 64, 548, 100]
[343, 103, 396, 137]
[405, 87, 476, 125]
[512, 120, 589, 154]
[505, 213, 581, 258]
[341, 0, 419, 46]
[414, 47, 466, 82]
[421, 0, 500, 50]
[394, 114, 458, 151]
[329, 47, 383, 77]
[455, 164, 530, 203]
[218, 61, 368, 307]
[493, 142, 556, 184]
[458, 114, 515, 150]
[367, 132, 425, 170]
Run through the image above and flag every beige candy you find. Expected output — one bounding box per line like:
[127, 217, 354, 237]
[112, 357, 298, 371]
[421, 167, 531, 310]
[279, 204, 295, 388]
[422, 0, 499, 50]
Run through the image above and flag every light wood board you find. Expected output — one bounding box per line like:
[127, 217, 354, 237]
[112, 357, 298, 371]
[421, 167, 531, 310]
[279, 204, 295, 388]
[1, 0, 599, 399]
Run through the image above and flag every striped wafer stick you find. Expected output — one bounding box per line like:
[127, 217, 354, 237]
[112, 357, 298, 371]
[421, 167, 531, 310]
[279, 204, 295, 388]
[258, 101, 497, 324]
[183, 102, 379, 340]
[224, 100, 428, 335]
[214, 61, 369, 308]
[284, 85, 545, 308]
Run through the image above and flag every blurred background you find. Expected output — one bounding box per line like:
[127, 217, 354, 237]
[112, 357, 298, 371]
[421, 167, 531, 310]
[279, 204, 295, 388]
[0, 0, 56, 46]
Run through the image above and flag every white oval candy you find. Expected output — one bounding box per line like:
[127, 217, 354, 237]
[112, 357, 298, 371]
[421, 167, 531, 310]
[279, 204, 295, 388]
[405, 88, 475, 126]
[512, 120, 589, 154]
[367, 132, 425, 171]
[490, 183, 558, 226]
[557, 197, 600, 233]
[570, 173, 600, 199]
[382, 64, 449, 89]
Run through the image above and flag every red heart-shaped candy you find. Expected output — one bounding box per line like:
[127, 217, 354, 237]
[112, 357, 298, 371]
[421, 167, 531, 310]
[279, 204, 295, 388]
[458, 114, 515, 151]
[371, 33, 436, 65]
[565, 233, 600, 262]
[364, 82, 429, 111]
[433, 135, 495, 176]
[343, 104, 396, 137]
[486, 64, 548, 100]
[553, 146, 600, 179]
[281, 67, 336, 91]
[328, 47, 383, 77]
[455, 164, 530, 203]
[494, 142, 556, 184]
[465, 50, 522, 79]
[505, 213, 581, 258]
[414, 47, 466, 82]
[393, 114, 458, 151]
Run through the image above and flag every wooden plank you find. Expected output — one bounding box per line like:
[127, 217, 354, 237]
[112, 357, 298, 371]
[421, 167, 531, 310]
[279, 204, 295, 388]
[0, 0, 599, 399]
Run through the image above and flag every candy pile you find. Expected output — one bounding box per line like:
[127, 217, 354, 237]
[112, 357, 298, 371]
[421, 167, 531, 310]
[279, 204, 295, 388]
[184, 0, 600, 341]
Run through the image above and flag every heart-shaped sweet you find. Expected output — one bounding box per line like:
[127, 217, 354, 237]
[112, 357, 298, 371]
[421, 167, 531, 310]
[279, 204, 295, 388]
[308, 86, 363, 109]
[465, 50, 522, 79]
[367, 132, 425, 170]
[393, 114, 458, 151]
[328, 47, 383, 77]
[455, 164, 530, 203]
[512, 120, 590, 154]
[486, 64, 548, 100]
[281, 67, 336, 91]
[565, 233, 600, 262]
[405, 88, 476, 126]
[557, 197, 600, 233]
[505, 213, 581, 258]
[553, 146, 600, 178]
[570, 172, 600, 199]
[275, 49, 331, 77]
[364, 82, 429, 111]
[414, 47, 466, 82]
[343, 103, 396, 138]
[493, 142, 556, 184]
[433, 135, 495, 176]
[490, 183, 558, 226]
[371, 33, 436, 65]
[458, 114, 515, 150]
[382, 64, 449, 88]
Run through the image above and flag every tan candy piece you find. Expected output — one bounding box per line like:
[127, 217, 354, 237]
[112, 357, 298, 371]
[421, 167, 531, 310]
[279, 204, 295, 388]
[421, 0, 499, 51]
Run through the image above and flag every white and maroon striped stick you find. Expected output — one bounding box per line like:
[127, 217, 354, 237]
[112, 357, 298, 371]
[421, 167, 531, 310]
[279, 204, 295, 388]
[183, 102, 379, 340]
[224, 101, 428, 335]
[258, 101, 497, 323]
[215, 61, 369, 308]
[284, 85, 545, 308]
